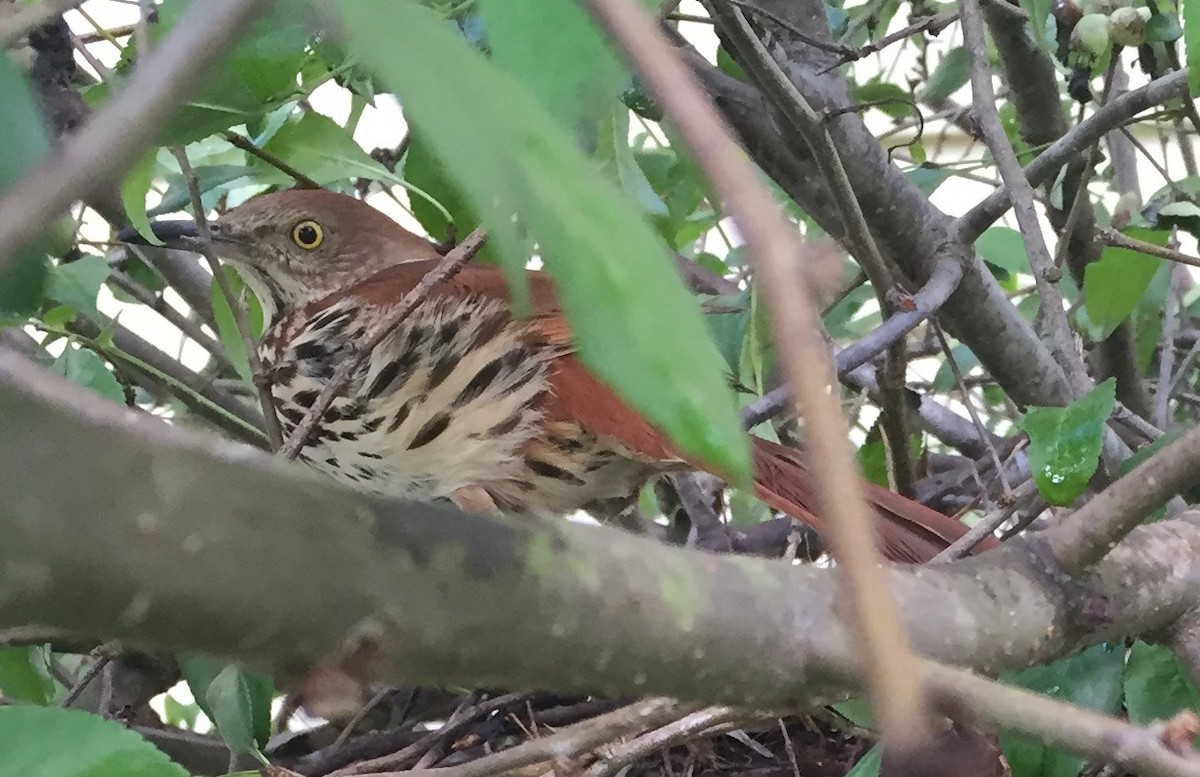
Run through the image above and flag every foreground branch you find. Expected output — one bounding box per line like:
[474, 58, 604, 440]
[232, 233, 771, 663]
[3, 352, 1200, 711]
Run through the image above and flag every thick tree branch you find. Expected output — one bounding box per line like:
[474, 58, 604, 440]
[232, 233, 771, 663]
[4, 353, 1200, 722]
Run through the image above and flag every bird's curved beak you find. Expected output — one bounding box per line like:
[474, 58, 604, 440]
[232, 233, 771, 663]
[116, 219, 203, 250]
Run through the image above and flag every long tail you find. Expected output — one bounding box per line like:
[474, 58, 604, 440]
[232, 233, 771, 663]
[750, 437, 997, 563]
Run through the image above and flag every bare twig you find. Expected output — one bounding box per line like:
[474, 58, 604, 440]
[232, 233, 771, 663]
[585, 0, 933, 755]
[1097, 227, 1200, 271]
[931, 478, 1040, 562]
[925, 661, 1200, 777]
[587, 705, 746, 777]
[61, 645, 115, 708]
[222, 131, 321, 189]
[713, 4, 897, 298]
[741, 255, 963, 429]
[930, 321, 1010, 498]
[958, 0, 1090, 395]
[0, 0, 270, 271]
[277, 228, 487, 460]
[359, 698, 694, 777]
[171, 146, 285, 450]
[106, 269, 234, 373]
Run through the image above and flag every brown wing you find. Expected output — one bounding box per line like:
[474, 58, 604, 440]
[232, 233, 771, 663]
[344, 260, 991, 562]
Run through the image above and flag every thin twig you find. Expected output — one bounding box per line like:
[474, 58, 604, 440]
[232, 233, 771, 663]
[587, 705, 746, 777]
[61, 647, 115, 708]
[106, 270, 234, 373]
[925, 660, 1200, 777]
[931, 478, 1040, 562]
[1156, 265, 1183, 428]
[360, 698, 694, 777]
[0, 0, 270, 272]
[931, 321, 1010, 498]
[1097, 227, 1200, 270]
[585, 0, 933, 755]
[958, 0, 1089, 396]
[222, 131, 322, 189]
[278, 228, 487, 460]
[714, 5, 897, 298]
[171, 147, 285, 450]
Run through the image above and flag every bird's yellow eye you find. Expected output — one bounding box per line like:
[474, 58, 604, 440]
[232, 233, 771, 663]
[291, 220, 324, 250]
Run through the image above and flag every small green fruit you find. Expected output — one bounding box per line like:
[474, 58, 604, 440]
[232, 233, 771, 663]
[1071, 12, 1112, 64]
[1108, 6, 1148, 47]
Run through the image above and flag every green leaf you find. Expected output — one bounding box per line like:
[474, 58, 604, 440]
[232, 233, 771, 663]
[846, 744, 883, 777]
[150, 165, 253, 218]
[0, 55, 51, 318]
[974, 226, 1029, 274]
[1184, 0, 1200, 96]
[1018, 378, 1116, 506]
[257, 112, 387, 186]
[480, 0, 631, 145]
[0, 706, 188, 777]
[145, 1, 311, 145]
[47, 256, 110, 323]
[52, 347, 125, 404]
[0, 252, 49, 319]
[922, 47, 971, 103]
[120, 150, 162, 246]
[1125, 640, 1200, 724]
[0, 647, 54, 705]
[853, 78, 913, 120]
[339, 0, 751, 482]
[905, 164, 952, 197]
[180, 657, 273, 751]
[596, 108, 668, 217]
[932, 344, 979, 392]
[1080, 228, 1169, 340]
[1001, 644, 1125, 777]
[204, 665, 269, 762]
[210, 267, 263, 383]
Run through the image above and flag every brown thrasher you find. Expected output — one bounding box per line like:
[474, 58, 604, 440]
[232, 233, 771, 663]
[136, 189, 994, 563]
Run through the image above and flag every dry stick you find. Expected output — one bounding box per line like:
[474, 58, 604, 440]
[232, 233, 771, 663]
[1098, 227, 1200, 271]
[361, 698, 695, 777]
[106, 269, 235, 373]
[0, 0, 269, 271]
[277, 228, 487, 460]
[587, 705, 745, 777]
[923, 661, 1200, 777]
[958, 0, 1089, 396]
[222, 131, 322, 189]
[170, 146, 285, 450]
[931, 478, 1040, 563]
[1156, 264, 1183, 429]
[741, 256, 962, 430]
[1047, 421, 1200, 572]
[930, 321, 1011, 498]
[585, 0, 934, 756]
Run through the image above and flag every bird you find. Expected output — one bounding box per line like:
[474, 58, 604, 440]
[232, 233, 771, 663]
[130, 189, 995, 563]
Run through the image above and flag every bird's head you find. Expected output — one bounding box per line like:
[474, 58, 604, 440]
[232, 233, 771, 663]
[127, 189, 440, 320]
